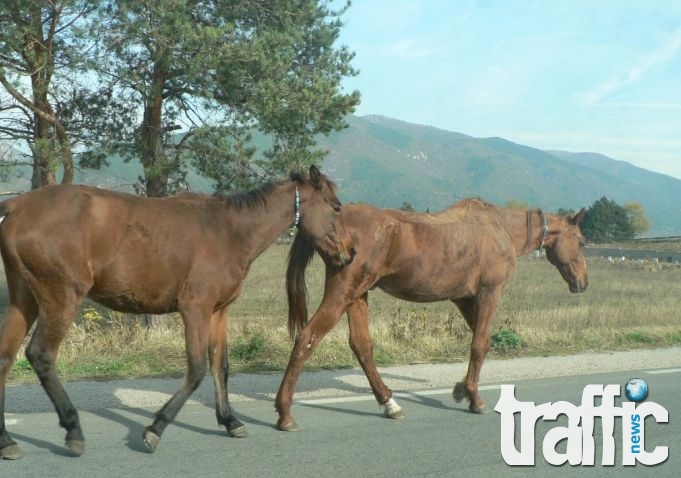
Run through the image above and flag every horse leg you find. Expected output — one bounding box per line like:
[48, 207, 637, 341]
[143, 309, 209, 453]
[347, 294, 403, 419]
[26, 299, 86, 456]
[0, 292, 37, 460]
[275, 301, 346, 431]
[208, 308, 247, 438]
[452, 287, 502, 413]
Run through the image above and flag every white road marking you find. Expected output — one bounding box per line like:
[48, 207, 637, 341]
[298, 385, 501, 405]
[295, 370, 681, 407]
[646, 368, 681, 374]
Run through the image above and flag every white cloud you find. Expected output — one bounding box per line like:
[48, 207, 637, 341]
[493, 129, 681, 179]
[376, 37, 440, 60]
[580, 26, 681, 105]
[599, 101, 681, 110]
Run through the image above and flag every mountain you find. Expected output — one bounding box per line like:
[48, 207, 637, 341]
[2, 114, 679, 235]
[317, 115, 681, 236]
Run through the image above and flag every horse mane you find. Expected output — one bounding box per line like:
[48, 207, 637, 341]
[286, 230, 317, 340]
[421, 197, 497, 223]
[453, 198, 544, 253]
[213, 169, 334, 213]
[213, 169, 311, 212]
[453, 197, 496, 210]
[213, 180, 278, 211]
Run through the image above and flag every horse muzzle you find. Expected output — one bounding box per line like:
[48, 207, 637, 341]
[333, 245, 356, 267]
[569, 277, 588, 293]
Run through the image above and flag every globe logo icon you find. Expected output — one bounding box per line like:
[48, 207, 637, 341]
[624, 378, 649, 402]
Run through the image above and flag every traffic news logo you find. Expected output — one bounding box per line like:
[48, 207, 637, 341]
[494, 379, 669, 466]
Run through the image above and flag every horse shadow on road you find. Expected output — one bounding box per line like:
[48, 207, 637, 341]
[5, 366, 466, 455]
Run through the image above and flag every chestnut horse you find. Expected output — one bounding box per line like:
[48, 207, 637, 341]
[275, 198, 588, 431]
[0, 166, 354, 459]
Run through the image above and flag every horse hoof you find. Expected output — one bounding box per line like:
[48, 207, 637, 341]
[470, 404, 488, 414]
[453, 382, 467, 403]
[277, 419, 300, 432]
[384, 408, 405, 419]
[382, 398, 405, 419]
[0, 444, 23, 460]
[227, 424, 249, 438]
[143, 429, 161, 453]
[66, 439, 85, 456]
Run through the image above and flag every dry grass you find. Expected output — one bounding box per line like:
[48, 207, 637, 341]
[4, 246, 681, 383]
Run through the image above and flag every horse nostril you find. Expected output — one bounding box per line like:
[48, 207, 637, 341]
[350, 246, 357, 258]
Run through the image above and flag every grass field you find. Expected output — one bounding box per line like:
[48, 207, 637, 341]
[3, 244, 681, 383]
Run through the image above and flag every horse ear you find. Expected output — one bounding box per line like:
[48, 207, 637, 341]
[571, 207, 586, 225]
[309, 165, 322, 189]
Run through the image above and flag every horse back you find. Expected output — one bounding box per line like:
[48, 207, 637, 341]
[339, 203, 517, 302]
[0, 185, 231, 313]
[2, 184, 217, 249]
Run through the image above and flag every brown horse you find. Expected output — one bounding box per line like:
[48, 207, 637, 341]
[0, 165, 355, 459]
[275, 198, 588, 431]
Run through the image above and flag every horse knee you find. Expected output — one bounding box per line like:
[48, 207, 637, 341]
[186, 362, 207, 392]
[348, 337, 361, 356]
[25, 344, 51, 377]
[294, 329, 317, 355]
[0, 357, 14, 377]
[349, 339, 372, 366]
[470, 338, 490, 359]
[186, 375, 204, 394]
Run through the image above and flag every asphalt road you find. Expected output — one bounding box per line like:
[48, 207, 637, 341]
[2, 348, 680, 477]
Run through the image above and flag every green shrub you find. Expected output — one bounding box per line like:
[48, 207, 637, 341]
[620, 331, 657, 345]
[491, 329, 523, 350]
[13, 357, 32, 372]
[667, 331, 681, 344]
[231, 334, 266, 362]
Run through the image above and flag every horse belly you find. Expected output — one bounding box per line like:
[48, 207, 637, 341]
[88, 290, 177, 314]
[88, 262, 181, 314]
[377, 275, 473, 303]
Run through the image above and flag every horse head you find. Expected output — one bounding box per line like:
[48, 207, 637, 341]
[543, 208, 589, 293]
[293, 165, 355, 267]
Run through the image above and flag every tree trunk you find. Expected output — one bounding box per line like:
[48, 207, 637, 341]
[55, 120, 74, 184]
[140, 66, 168, 197]
[25, 3, 73, 189]
[30, 112, 56, 189]
[29, 102, 74, 189]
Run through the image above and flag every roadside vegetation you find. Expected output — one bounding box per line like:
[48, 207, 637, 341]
[4, 244, 681, 384]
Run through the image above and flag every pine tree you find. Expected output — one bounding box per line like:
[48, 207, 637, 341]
[99, 0, 360, 196]
[1, 1, 359, 196]
[0, 0, 93, 187]
[581, 197, 635, 243]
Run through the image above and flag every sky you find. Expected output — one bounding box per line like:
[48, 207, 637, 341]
[334, 0, 681, 180]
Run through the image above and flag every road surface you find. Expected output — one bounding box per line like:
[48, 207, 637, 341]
[2, 347, 680, 477]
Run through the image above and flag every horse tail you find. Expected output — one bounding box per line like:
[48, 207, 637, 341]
[286, 232, 317, 340]
[0, 199, 14, 225]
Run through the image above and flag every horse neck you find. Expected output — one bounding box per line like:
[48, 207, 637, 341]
[227, 181, 297, 261]
[502, 209, 546, 257]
